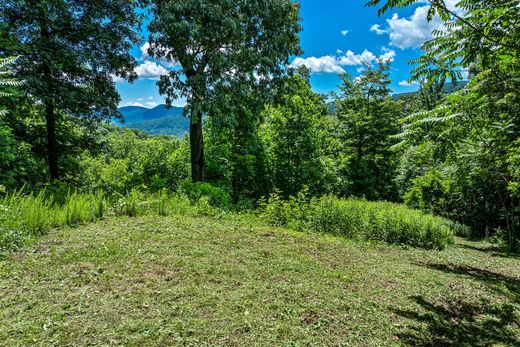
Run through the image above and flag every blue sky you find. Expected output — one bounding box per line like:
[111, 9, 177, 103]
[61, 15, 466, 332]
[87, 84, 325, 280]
[117, 0, 452, 108]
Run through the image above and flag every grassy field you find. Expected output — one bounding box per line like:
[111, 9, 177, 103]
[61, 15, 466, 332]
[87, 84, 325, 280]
[0, 214, 519, 346]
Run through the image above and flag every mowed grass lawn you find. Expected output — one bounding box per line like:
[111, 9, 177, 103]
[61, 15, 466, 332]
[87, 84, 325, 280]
[0, 215, 519, 346]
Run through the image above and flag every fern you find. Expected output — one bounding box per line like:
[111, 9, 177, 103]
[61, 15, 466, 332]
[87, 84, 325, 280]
[0, 56, 22, 117]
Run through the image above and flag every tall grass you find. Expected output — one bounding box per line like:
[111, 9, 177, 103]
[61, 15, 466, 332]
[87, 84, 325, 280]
[260, 193, 465, 250]
[0, 186, 224, 253]
[0, 190, 107, 253]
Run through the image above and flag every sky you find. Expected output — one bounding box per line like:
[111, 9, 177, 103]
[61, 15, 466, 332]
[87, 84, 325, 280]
[117, 0, 454, 109]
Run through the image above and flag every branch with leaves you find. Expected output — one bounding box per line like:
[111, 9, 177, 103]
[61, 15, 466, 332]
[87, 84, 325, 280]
[0, 56, 24, 117]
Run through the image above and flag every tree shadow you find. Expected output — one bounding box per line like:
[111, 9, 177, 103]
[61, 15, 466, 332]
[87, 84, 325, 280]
[393, 263, 520, 346]
[458, 243, 520, 260]
[425, 263, 520, 301]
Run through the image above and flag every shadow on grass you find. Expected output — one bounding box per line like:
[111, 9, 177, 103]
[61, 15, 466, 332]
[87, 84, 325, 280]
[458, 243, 520, 260]
[394, 263, 520, 346]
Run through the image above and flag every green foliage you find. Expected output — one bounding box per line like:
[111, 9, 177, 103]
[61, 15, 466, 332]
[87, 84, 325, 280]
[368, 0, 520, 250]
[261, 192, 457, 250]
[114, 189, 141, 217]
[149, 0, 302, 181]
[76, 126, 190, 195]
[404, 169, 447, 215]
[2, 0, 145, 178]
[181, 181, 231, 209]
[261, 71, 335, 197]
[333, 62, 401, 200]
[0, 190, 106, 253]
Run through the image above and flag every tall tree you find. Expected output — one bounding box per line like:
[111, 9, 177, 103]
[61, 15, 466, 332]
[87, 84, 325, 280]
[260, 69, 332, 197]
[148, 0, 301, 182]
[334, 61, 401, 200]
[1, 0, 145, 179]
[367, 0, 520, 249]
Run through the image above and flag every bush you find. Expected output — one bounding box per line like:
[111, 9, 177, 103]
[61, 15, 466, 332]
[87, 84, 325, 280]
[181, 181, 231, 208]
[404, 169, 447, 215]
[261, 193, 457, 250]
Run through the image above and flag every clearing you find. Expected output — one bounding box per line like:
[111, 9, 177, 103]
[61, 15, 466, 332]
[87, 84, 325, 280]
[0, 215, 519, 346]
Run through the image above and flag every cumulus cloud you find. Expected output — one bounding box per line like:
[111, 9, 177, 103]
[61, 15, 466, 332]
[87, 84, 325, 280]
[291, 48, 397, 74]
[398, 80, 419, 87]
[379, 47, 396, 62]
[140, 42, 178, 68]
[371, 1, 463, 49]
[122, 101, 145, 107]
[338, 50, 377, 66]
[370, 24, 388, 35]
[134, 61, 169, 80]
[291, 56, 346, 74]
[341, 30, 349, 36]
[112, 74, 125, 83]
[385, 7, 443, 49]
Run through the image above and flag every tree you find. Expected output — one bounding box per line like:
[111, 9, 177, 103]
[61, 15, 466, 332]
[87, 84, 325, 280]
[260, 69, 332, 197]
[334, 61, 401, 200]
[367, 0, 520, 249]
[1, 0, 145, 179]
[148, 0, 301, 182]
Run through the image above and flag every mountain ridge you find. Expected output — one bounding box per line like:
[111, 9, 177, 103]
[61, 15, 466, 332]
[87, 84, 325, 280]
[117, 104, 189, 136]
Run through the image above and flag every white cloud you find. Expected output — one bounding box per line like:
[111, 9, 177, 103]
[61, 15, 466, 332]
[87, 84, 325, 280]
[385, 6, 443, 49]
[134, 61, 169, 80]
[139, 42, 178, 68]
[398, 80, 419, 87]
[336, 49, 343, 54]
[371, 1, 464, 50]
[341, 30, 349, 36]
[291, 56, 346, 74]
[112, 74, 125, 83]
[291, 48, 396, 74]
[370, 24, 388, 35]
[145, 101, 158, 108]
[140, 42, 151, 58]
[122, 101, 145, 107]
[379, 47, 396, 62]
[338, 50, 377, 66]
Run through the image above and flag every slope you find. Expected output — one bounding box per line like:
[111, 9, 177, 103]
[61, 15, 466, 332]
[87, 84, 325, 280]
[0, 215, 518, 346]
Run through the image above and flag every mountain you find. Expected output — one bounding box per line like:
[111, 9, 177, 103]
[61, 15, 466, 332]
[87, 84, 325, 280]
[393, 81, 468, 100]
[117, 104, 189, 136]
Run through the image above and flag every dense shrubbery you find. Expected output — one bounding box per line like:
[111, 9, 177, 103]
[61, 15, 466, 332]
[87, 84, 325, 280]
[261, 192, 461, 250]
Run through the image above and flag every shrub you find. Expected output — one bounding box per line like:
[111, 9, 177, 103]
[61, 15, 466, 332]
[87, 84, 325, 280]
[404, 169, 447, 215]
[114, 189, 141, 217]
[261, 193, 457, 250]
[181, 181, 231, 208]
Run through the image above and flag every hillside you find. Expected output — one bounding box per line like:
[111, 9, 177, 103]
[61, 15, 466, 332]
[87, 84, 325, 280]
[1, 214, 518, 346]
[117, 105, 189, 136]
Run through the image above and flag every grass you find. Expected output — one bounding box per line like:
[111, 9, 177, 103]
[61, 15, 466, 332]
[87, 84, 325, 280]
[0, 214, 519, 346]
[261, 193, 463, 250]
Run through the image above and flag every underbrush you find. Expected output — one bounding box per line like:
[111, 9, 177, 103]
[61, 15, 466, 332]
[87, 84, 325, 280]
[1, 185, 467, 254]
[0, 188, 221, 254]
[260, 192, 466, 250]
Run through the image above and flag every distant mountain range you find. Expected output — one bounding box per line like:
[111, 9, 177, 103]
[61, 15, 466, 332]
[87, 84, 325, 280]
[119, 82, 468, 135]
[117, 105, 189, 136]
[392, 81, 468, 100]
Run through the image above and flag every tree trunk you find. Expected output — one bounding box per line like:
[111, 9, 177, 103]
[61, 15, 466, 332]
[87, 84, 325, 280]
[44, 101, 59, 180]
[190, 111, 205, 182]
